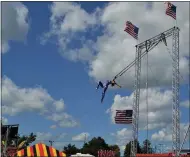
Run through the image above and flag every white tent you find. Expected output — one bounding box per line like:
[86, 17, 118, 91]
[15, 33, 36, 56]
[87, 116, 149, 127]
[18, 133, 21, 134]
[70, 153, 95, 157]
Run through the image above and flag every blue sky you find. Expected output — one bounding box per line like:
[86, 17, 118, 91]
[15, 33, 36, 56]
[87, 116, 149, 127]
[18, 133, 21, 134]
[1, 1, 189, 154]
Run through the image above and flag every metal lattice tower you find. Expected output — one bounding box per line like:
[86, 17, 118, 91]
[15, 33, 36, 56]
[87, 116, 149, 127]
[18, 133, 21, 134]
[172, 27, 180, 157]
[130, 27, 180, 157]
[131, 46, 142, 157]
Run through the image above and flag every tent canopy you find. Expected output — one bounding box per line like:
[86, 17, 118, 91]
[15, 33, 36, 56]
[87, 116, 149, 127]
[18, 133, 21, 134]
[71, 153, 95, 157]
[17, 143, 66, 157]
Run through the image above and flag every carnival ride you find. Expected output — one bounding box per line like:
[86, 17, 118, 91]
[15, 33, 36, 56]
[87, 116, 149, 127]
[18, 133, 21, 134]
[110, 2, 189, 157]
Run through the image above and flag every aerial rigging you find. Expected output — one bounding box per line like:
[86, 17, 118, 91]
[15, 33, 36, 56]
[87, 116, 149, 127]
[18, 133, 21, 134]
[96, 21, 139, 103]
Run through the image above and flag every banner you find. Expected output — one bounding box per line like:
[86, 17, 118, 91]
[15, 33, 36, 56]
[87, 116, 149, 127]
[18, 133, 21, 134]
[98, 150, 115, 157]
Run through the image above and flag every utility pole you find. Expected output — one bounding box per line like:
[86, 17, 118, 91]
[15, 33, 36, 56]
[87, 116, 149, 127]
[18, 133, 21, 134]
[84, 134, 87, 144]
[48, 133, 62, 147]
[3, 127, 10, 157]
[49, 140, 54, 146]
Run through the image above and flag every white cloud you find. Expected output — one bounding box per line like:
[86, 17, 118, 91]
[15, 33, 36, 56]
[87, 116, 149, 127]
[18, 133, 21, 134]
[47, 113, 79, 128]
[72, 132, 90, 141]
[50, 125, 57, 129]
[36, 132, 52, 141]
[1, 117, 8, 124]
[36, 132, 66, 142]
[1, 2, 29, 53]
[41, 2, 99, 62]
[107, 88, 188, 130]
[44, 2, 189, 89]
[111, 128, 132, 151]
[49, 2, 97, 33]
[151, 123, 190, 144]
[151, 128, 172, 142]
[120, 145, 126, 151]
[2, 76, 78, 128]
[54, 99, 65, 112]
[59, 133, 67, 139]
[181, 100, 189, 108]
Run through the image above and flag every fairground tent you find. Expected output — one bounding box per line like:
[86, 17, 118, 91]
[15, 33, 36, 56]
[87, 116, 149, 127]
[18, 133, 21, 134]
[17, 143, 66, 157]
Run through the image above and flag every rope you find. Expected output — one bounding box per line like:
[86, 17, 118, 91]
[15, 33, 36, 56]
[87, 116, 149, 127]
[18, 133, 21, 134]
[179, 124, 190, 154]
[164, 41, 189, 92]
[146, 52, 149, 154]
[147, 63, 160, 88]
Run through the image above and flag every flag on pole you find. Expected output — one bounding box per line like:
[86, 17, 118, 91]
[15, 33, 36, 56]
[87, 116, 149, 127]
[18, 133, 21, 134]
[165, 2, 176, 20]
[124, 21, 139, 40]
[115, 110, 133, 124]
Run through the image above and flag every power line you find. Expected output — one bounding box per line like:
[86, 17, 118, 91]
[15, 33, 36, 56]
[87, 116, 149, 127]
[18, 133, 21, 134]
[35, 140, 85, 143]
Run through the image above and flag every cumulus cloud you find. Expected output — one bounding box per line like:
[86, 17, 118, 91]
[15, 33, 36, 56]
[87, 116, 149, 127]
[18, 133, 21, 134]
[47, 113, 79, 128]
[41, 2, 99, 62]
[50, 125, 57, 129]
[72, 132, 90, 141]
[2, 76, 78, 128]
[36, 132, 66, 141]
[151, 123, 190, 144]
[181, 100, 189, 108]
[112, 123, 189, 153]
[36, 132, 53, 141]
[107, 88, 189, 130]
[43, 2, 189, 89]
[111, 128, 132, 151]
[1, 2, 29, 53]
[1, 117, 8, 124]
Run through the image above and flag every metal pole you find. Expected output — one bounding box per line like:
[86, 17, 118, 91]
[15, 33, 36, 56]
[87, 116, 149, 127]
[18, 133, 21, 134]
[84, 134, 87, 144]
[146, 52, 149, 154]
[3, 127, 10, 157]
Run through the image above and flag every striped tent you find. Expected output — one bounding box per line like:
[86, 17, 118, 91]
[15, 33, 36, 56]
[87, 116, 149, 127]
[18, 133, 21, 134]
[17, 143, 66, 157]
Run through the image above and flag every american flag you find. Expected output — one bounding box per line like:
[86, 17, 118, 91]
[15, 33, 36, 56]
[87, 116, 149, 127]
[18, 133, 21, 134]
[165, 2, 176, 20]
[124, 21, 139, 40]
[115, 110, 133, 124]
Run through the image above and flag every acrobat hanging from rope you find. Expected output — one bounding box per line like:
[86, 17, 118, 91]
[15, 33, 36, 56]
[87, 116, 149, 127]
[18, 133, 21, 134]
[96, 79, 121, 103]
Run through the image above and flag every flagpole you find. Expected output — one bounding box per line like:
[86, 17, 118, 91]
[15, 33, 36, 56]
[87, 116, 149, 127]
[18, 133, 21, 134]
[175, 4, 177, 27]
[175, 18, 177, 27]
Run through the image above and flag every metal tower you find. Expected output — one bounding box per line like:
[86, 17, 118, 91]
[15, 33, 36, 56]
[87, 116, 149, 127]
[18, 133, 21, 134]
[131, 46, 142, 157]
[172, 27, 180, 157]
[130, 27, 180, 157]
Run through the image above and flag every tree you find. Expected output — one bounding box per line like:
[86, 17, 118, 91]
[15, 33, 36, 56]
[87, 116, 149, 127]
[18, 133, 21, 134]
[63, 144, 80, 157]
[124, 141, 131, 157]
[81, 137, 110, 156]
[141, 139, 153, 154]
[17, 133, 36, 150]
[124, 140, 142, 157]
